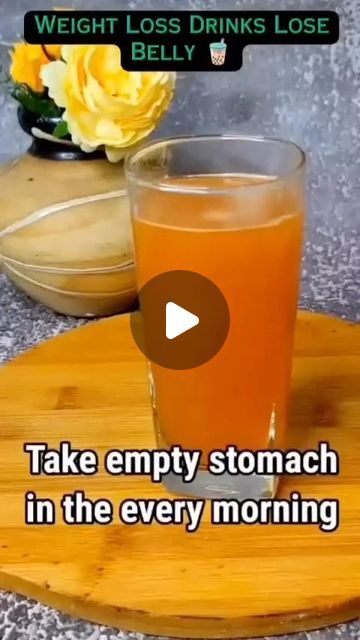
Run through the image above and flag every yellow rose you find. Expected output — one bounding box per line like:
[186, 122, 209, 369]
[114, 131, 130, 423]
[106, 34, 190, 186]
[10, 43, 62, 93]
[41, 45, 176, 162]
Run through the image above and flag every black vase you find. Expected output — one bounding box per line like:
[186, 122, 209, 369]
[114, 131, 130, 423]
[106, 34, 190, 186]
[17, 105, 105, 161]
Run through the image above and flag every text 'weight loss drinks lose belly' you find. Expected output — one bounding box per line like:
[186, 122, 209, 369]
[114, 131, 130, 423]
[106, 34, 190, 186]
[133, 174, 304, 462]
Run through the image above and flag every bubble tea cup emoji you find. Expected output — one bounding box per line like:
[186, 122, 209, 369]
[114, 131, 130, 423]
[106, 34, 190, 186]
[210, 38, 227, 65]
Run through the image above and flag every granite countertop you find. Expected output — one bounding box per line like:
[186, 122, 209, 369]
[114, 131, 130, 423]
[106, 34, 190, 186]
[0, 0, 359, 638]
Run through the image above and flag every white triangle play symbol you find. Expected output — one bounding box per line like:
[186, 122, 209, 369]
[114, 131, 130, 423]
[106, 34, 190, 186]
[166, 302, 200, 340]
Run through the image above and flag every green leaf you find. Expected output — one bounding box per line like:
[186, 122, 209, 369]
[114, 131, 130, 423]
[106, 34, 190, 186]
[10, 84, 63, 118]
[52, 120, 69, 138]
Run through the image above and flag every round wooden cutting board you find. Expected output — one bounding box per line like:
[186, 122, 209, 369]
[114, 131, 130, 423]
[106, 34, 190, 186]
[0, 311, 359, 638]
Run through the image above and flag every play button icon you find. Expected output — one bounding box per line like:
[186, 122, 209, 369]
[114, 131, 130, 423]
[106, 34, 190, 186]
[130, 270, 230, 370]
[166, 302, 199, 340]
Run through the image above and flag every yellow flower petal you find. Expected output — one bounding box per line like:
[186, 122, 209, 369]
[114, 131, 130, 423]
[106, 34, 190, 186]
[10, 42, 62, 93]
[40, 60, 67, 106]
[41, 44, 176, 160]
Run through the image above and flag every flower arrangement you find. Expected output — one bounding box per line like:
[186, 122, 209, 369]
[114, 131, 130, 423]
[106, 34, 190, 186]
[3, 41, 176, 162]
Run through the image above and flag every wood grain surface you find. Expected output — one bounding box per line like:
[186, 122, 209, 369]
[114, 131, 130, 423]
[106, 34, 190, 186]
[0, 311, 359, 638]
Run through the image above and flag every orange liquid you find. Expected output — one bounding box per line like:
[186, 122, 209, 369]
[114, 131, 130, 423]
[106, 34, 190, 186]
[133, 175, 304, 458]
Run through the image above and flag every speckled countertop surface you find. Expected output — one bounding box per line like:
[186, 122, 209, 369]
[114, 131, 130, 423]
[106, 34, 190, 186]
[0, 0, 359, 638]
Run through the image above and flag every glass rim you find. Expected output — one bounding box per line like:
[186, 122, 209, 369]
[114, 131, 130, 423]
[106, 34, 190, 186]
[125, 134, 306, 195]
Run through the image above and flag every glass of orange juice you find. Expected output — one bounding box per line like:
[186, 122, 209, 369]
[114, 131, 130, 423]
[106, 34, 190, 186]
[126, 135, 306, 501]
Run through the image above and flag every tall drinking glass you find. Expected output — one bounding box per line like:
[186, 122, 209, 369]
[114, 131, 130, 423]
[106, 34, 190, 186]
[126, 135, 306, 501]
